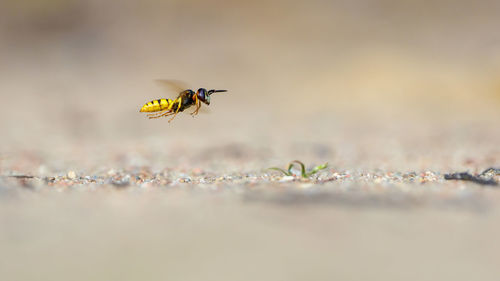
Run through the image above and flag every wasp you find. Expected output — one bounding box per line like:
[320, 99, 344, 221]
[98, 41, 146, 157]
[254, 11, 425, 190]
[139, 80, 227, 122]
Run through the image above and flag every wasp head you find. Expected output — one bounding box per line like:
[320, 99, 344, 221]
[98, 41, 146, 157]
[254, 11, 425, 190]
[196, 88, 210, 105]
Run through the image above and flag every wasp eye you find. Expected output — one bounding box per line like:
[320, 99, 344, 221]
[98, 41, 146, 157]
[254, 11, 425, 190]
[197, 88, 206, 100]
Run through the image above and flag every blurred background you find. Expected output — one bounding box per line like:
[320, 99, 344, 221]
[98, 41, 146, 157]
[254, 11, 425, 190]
[0, 0, 499, 172]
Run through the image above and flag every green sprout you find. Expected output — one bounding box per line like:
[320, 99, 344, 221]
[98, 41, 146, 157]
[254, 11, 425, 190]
[269, 160, 328, 178]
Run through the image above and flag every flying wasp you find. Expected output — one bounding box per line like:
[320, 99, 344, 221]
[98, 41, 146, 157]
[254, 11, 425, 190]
[139, 80, 227, 122]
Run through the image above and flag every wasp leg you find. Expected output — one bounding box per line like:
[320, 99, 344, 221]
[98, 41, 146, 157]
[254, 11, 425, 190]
[149, 111, 174, 119]
[191, 100, 202, 116]
[147, 109, 170, 118]
[147, 108, 173, 118]
[148, 108, 174, 119]
[168, 97, 182, 123]
[190, 96, 201, 116]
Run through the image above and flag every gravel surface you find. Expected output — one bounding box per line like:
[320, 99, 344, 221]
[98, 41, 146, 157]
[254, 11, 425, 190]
[1, 124, 499, 281]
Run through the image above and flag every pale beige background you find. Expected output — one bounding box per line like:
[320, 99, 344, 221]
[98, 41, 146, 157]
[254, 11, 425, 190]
[0, 1, 499, 280]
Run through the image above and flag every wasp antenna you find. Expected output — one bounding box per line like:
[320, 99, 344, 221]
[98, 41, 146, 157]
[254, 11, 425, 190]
[207, 89, 228, 96]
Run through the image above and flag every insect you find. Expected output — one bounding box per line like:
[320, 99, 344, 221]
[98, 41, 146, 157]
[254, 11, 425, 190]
[139, 80, 227, 122]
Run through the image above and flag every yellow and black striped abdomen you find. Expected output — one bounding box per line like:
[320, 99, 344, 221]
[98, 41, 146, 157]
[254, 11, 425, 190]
[140, 98, 173, 112]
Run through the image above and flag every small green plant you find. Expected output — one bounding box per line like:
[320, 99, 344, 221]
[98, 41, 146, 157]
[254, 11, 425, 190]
[269, 160, 328, 178]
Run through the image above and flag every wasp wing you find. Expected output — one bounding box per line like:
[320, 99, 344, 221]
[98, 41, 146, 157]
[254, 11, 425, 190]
[154, 79, 190, 96]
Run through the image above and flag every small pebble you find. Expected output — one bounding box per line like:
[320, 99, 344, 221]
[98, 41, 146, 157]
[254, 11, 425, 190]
[67, 171, 77, 179]
[279, 176, 295, 182]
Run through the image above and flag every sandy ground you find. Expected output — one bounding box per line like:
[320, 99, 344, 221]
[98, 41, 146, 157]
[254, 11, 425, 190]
[1, 120, 499, 281]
